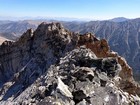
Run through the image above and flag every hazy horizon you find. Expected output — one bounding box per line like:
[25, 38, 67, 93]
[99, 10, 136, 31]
[0, 0, 140, 20]
[0, 16, 139, 21]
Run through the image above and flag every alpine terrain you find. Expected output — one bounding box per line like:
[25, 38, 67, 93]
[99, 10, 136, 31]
[0, 22, 140, 105]
[63, 18, 140, 80]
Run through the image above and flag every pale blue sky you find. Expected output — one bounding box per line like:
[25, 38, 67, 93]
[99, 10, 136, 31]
[0, 0, 139, 20]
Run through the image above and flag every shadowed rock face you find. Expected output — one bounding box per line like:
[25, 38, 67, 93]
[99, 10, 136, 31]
[0, 22, 140, 104]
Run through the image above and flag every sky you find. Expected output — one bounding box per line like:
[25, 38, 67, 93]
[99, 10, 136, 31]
[0, 0, 139, 20]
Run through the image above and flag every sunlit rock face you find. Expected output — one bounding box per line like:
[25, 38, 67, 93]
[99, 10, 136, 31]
[63, 19, 140, 80]
[0, 22, 140, 105]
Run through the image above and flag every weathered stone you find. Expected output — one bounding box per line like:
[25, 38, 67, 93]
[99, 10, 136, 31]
[0, 22, 140, 105]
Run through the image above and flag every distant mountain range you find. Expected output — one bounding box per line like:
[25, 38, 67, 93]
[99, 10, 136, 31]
[0, 36, 11, 44]
[0, 20, 40, 36]
[109, 17, 129, 22]
[0, 17, 140, 80]
[0, 32, 18, 44]
[0, 16, 94, 21]
[0, 17, 131, 36]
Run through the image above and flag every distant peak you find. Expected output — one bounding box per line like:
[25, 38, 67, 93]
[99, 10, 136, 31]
[109, 17, 129, 22]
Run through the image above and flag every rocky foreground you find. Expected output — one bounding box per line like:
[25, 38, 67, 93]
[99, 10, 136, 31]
[0, 22, 140, 105]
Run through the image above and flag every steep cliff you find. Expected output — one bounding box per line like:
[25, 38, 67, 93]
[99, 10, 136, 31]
[0, 22, 140, 104]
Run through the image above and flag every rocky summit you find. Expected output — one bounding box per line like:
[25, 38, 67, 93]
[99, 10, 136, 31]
[0, 22, 140, 105]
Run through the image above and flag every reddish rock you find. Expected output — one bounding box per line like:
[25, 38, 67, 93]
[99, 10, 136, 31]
[77, 32, 140, 95]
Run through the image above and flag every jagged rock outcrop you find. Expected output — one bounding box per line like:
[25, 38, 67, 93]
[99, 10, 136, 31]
[1, 19, 140, 81]
[0, 22, 140, 104]
[63, 19, 140, 80]
[77, 33, 140, 96]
